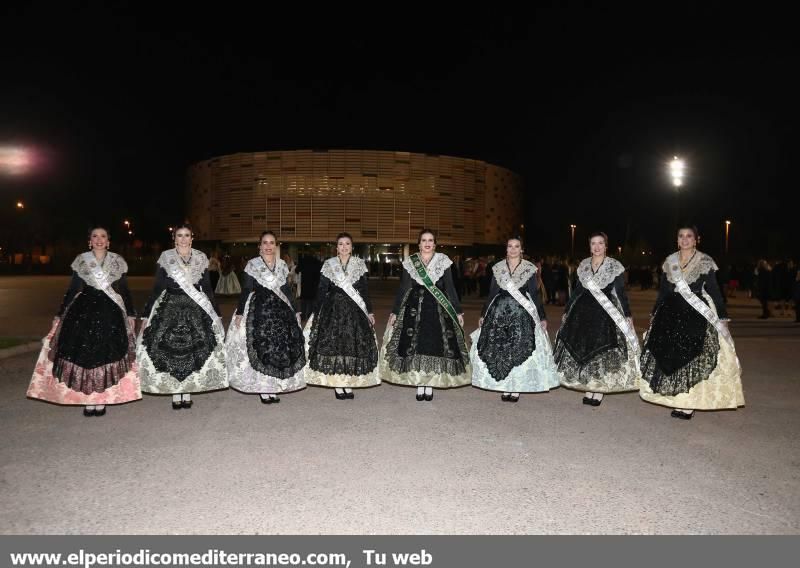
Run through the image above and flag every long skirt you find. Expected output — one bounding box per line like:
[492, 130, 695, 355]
[639, 291, 744, 410]
[379, 284, 470, 388]
[304, 286, 379, 388]
[226, 289, 306, 393]
[471, 292, 559, 393]
[28, 288, 140, 405]
[137, 289, 228, 394]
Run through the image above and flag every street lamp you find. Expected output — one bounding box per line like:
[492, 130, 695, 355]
[725, 220, 731, 254]
[16, 201, 24, 209]
[670, 157, 685, 188]
[570, 224, 576, 258]
[669, 156, 686, 225]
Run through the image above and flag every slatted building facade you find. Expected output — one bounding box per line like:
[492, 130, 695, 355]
[186, 150, 523, 246]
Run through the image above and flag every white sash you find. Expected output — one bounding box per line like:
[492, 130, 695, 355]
[166, 261, 223, 331]
[582, 276, 640, 353]
[501, 277, 552, 354]
[673, 273, 736, 348]
[85, 262, 127, 316]
[326, 261, 370, 317]
[304, 258, 376, 358]
[246, 260, 294, 313]
[75, 253, 131, 334]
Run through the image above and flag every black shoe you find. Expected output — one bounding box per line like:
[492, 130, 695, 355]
[270, 396, 280, 404]
[335, 390, 347, 400]
[508, 394, 519, 403]
[94, 407, 106, 417]
[181, 399, 193, 409]
[589, 398, 602, 407]
[501, 393, 511, 401]
[416, 392, 425, 401]
[345, 391, 354, 399]
[671, 409, 693, 420]
[424, 391, 433, 401]
[83, 408, 95, 417]
[261, 396, 273, 404]
[582, 396, 593, 405]
[172, 401, 182, 410]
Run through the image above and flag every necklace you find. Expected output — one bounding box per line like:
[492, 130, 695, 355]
[680, 250, 697, 271]
[92, 251, 107, 268]
[338, 255, 351, 275]
[591, 257, 606, 274]
[177, 248, 192, 266]
[506, 258, 521, 276]
[262, 255, 276, 273]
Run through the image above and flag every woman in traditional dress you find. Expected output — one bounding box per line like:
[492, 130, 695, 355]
[470, 237, 559, 401]
[380, 229, 469, 401]
[226, 231, 305, 404]
[215, 254, 242, 296]
[137, 224, 228, 409]
[554, 232, 640, 406]
[640, 226, 744, 419]
[304, 232, 379, 399]
[27, 227, 141, 416]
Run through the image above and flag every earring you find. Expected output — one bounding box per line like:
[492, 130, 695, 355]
[88, 243, 92, 250]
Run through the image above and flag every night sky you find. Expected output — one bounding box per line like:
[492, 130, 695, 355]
[1, 5, 797, 260]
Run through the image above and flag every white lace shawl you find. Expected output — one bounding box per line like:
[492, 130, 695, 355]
[158, 248, 209, 285]
[663, 251, 718, 285]
[402, 252, 452, 285]
[71, 252, 128, 287]
[492, 259, 537, 289]
[577, 257, 625, 289]
[321, 256, 369, 286]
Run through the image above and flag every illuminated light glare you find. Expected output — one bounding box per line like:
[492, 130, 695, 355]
[669, 157, 685, 187]
[0, 147, 33, 175]
[16, 201, 25, 209]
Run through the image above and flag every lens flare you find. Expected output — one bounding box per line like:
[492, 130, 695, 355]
[0, 147, 34, 175]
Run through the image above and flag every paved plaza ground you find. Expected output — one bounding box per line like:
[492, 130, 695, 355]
[1, 276, 798, 534]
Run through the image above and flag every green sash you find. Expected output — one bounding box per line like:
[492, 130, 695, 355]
[409, 253, 463, 341]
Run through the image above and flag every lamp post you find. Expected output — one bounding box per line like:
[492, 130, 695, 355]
[570, 224, 576, 258]
[725, 220, 731, 255]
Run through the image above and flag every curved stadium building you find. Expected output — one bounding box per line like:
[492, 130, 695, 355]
[186, 149, 523, 259]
